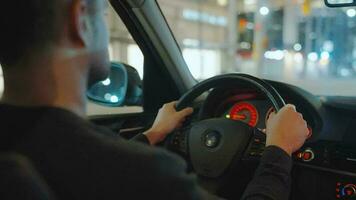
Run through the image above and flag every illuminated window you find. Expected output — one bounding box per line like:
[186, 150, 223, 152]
[182, 9, 227, 27]
[183, 48, 221, 80]
[127, 44, 144, 79]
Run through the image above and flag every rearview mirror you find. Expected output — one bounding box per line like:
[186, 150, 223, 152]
[325, 0, 356, 7]
[87, 62, 142, 107]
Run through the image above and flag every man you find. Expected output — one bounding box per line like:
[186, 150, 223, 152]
[0, 0, 309, 199]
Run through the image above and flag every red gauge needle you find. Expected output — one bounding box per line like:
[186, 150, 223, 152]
[232, 114, 246, 120]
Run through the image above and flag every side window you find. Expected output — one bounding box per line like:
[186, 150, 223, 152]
[107, 6, 144, 79]
[87, 6, 144, 116]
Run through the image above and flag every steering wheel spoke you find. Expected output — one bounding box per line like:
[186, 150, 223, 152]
[242, 128, 267, 161]
[166, 126, 190, 157]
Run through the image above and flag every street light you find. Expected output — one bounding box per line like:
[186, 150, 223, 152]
[346, 9, 356, 18]
[293, 43, 302, 52]
[259, 7, 270, 16]
[217, 0, 228, 6]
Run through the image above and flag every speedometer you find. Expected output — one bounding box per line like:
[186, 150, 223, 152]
[226, 102, 259, 127]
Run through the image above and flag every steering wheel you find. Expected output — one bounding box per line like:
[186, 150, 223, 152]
[167, 73, 285, 179]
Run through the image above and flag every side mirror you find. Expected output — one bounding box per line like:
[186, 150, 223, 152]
[87, 62, 142, 107]
[325, 0, 356, 7]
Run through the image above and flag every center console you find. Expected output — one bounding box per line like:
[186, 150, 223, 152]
[292, 141, 356, 200]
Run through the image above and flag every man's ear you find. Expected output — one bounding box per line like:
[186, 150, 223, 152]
[69, 0, 91, 48]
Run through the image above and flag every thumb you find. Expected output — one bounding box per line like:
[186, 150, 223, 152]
[177, 107, 194, 118]
[267, 112, 276, 122]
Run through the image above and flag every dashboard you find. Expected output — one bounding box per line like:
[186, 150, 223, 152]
[196, 81, 356, 200]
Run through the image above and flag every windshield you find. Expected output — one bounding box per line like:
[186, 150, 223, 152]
[157, 0, 356, 96]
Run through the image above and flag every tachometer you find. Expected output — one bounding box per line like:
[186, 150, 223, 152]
[226, 102, 259, 127]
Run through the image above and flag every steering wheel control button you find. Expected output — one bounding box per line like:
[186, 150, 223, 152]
[204, 131, 221, 149]
[169, 128, 189, 155]
[246, 130, 266, 158]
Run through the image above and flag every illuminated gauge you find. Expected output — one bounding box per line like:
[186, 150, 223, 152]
[226, 102, 259, 127]
[307, 126, 313, 138]
[265, 107, 275, 125]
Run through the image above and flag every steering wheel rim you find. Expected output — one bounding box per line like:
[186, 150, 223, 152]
[176, 73, 285, 112]
[169, 73, 286, 180]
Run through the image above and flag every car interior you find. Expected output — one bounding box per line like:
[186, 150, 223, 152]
[2, 0, 356, 199]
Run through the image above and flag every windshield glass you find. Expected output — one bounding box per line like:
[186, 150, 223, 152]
[157, 0, 356, 96]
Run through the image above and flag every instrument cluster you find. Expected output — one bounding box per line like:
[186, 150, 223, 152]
[222, 99, 312, 137]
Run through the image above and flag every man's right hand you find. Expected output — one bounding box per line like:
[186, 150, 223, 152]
[144, 101, 193, 145]
[266, 104, 309, 156]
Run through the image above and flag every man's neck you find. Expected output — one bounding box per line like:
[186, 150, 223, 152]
[1, 56, 89, 117]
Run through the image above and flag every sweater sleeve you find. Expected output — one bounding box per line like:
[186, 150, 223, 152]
[241, 146, 293, 200]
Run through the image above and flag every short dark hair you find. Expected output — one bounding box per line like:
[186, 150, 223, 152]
[0, 0, 67, 67]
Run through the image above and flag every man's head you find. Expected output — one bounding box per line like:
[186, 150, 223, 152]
[0, 0, 110, 85]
